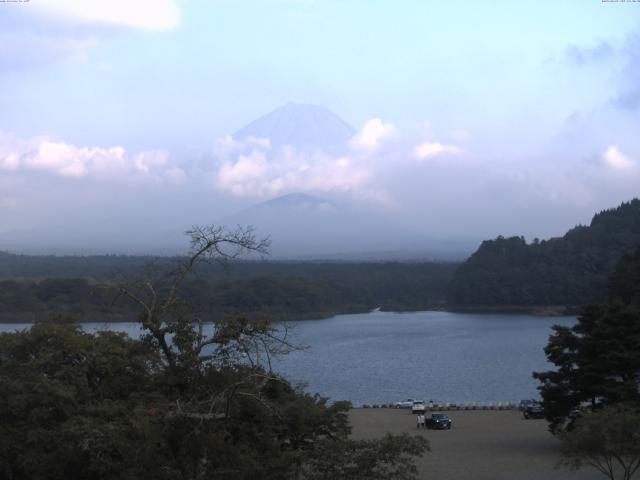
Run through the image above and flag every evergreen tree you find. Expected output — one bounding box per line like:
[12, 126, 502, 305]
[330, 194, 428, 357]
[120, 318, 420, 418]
[534, 249, 640, 432]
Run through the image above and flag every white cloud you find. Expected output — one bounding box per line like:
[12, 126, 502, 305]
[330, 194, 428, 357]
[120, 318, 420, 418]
[246, 136, 271, 149]
[0, 153, 20, 171]
[602, 145, 634, 170]
[133, 150, 169, 174]
[212, 122, 472, 205]
[0, 133, 181, 182]
[38, 0, 181, 31]
[0, 0, 180, 72]
[413, 141, 463, 160]
[216, 150, 270, 196]
[214, 142, 372, 198]
[24, 141, 92, 177]
[349, 118, 396, 152]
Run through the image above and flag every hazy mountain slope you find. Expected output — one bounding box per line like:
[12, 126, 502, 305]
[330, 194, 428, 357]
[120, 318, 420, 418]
[225, 192, 371, 258]
[224, 192, 477, 260]
[0, 216, 188, 255]
[233, 102, 356, 154]
[238, 192, 336, 214]
[448, 199, 640, 307]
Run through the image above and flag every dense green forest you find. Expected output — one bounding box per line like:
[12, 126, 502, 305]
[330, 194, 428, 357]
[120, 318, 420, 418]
[0, 257, 457, 322]
[448, 199, 640, 309]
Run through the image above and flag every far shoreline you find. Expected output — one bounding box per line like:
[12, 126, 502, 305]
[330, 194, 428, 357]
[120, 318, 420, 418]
[0, 305, 580, 324]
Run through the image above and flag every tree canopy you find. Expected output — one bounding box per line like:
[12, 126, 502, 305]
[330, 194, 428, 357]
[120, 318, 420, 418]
[0, 226, 429, 480]
[449, 199, 640, 308]
[534, 246, 640, 432]
[0, 260, 456, 323]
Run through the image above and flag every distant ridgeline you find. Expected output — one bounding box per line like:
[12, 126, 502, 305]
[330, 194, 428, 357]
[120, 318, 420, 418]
[448, 199, 640, 309]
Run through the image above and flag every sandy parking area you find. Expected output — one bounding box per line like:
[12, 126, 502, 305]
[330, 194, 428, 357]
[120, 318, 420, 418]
[349, 408, 605, 480]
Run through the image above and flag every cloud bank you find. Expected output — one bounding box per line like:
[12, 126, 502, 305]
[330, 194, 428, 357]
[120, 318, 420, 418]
[2, 104, 639, 244]
[0, 133, 183, 183]
[38, 0, 181, 31]
[413, 142, 463, 161]
[212, 118, 470, 204]
[602, 145, 635, 171]
[348, 118, 396, 152]
[0, 0, 181, 73]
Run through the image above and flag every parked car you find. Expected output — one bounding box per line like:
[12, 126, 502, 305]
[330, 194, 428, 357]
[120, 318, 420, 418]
[395, 399, 415, 409]
[411, 400, 426, 414]
[425, 412, 452, 429]
[523, 402, 545, 419]
[518, 399, 538, 411]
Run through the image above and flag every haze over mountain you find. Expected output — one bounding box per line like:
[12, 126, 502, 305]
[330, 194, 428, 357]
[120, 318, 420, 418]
[232, 103, 356, 154]
[221, 104, 479, 259]
[1, 94, 638, 258]
[0, 103, 480, 259]
[2, 2, 639, 260]
[225, 192, 478, 260]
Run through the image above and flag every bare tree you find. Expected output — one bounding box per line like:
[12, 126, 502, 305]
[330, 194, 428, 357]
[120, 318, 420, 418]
[116, 224, 297, 374]
[114, 225, 310, 420]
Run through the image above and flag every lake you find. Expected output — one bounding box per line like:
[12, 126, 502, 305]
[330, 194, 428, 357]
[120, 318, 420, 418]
[0, 311, 574, 406]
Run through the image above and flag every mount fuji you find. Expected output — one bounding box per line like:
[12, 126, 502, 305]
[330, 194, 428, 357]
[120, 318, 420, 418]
[0, 103, 478, 259]
[232, 102, 356, 154]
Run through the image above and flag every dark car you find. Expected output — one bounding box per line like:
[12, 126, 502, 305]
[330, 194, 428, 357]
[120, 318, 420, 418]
[425, 412, 452, 430]
[518, 399, 538, 411]
[523, 402, 545, 419]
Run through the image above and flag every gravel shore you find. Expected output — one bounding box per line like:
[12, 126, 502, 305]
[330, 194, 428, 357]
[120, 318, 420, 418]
[349, 408, 605, 480]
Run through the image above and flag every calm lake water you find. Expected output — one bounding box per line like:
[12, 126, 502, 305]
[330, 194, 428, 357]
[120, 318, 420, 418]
[0, 311, 575, 406]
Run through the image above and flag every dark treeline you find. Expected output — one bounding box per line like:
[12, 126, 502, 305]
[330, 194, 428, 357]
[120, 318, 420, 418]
[3, 198, 640, 320]
[448, 199, 640, 308]
[0, 259, 457, 322]
[0, 251, 150, 279]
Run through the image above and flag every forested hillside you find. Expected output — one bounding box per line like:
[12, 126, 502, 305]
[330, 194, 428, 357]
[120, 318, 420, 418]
[0, 258, 457, 322]
[448, 199, 640, 308]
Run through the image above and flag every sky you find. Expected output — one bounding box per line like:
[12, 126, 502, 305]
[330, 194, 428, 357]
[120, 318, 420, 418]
[0, 0, 639, 253]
